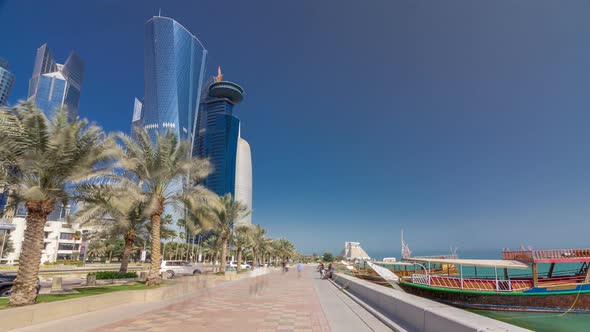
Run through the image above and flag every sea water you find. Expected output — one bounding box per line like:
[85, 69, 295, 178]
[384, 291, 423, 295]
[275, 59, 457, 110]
[370, 249, 590, 331]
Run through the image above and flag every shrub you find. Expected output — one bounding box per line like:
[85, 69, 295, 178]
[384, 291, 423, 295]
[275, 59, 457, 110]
[43, 260, 83, 267]
[89, 271, 138, 280]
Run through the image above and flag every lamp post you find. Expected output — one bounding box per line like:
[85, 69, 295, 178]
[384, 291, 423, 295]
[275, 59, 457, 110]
[54, 235, 59, 262]
[197, 234, 203, 262]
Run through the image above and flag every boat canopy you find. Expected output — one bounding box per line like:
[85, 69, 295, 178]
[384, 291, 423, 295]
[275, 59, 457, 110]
[502, 248, 590, 263]
[405, 258, 529, 269]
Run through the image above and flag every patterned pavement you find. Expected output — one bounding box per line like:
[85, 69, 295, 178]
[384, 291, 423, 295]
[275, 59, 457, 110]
[95, 267, 331, 332]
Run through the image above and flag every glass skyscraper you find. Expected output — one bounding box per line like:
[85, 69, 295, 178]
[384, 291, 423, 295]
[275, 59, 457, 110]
[28, 44, 84, 120]
[0, 58, 15, 105]
[142, 16, 208, 144]
[193, 69, 253, 224]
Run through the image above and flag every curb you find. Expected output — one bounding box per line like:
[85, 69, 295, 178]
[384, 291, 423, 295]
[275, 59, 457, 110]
[328, 277, 408, 332]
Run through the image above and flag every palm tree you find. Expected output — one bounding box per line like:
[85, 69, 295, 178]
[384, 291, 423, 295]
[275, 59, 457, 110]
[86, 240, 107, 261]
[233, 225, 252, 272]
[250, 225, 266, 269]
[201, 234, 221, 264]
[0, 102, 115, 306]
[199, 194, 249, 273]
[116, 128, 215, 286]
[274, 238, 297, 264]
[72, 183, 148, 273]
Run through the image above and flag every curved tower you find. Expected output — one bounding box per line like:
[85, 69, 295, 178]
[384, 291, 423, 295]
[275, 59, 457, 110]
[143, 16, 207, 143]
[235, 136, 252, 225]
[194, 68, 253, 224]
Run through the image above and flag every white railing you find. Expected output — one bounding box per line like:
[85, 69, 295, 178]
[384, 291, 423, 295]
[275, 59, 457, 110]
[411, 273, 430, 286]
[411, 274, 533, 292]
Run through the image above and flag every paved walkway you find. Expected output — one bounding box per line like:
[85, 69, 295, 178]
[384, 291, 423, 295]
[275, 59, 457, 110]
[15, 266, 391, 332]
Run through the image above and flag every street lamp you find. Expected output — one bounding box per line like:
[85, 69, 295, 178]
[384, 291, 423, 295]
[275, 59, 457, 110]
[54, 235, 59, 262]
[197, 234, 203, 262]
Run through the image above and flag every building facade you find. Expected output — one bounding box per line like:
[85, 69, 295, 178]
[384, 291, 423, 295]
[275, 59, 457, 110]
[193, 69, 253, 224]
[142, 16, 208, 143]
[28, 44, 84, 119]
[1, 209, 97, 264]
[0, 58, 15, 105]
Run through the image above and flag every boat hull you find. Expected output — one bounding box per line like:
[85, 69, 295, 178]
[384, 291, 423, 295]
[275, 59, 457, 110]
[400, 281, 590, 313]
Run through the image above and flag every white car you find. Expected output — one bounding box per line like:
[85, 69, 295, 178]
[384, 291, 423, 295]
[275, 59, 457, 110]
[159, 260, 203, 279]
[227, 261, 251, 269]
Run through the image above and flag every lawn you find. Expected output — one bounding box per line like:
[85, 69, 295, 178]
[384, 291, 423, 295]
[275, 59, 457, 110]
[0, 282, 157, 310]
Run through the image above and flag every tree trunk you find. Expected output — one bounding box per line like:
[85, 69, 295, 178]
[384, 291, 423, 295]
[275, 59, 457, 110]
[252, 249, 258, 269]
[237, 247, 243, 272]
[146, 200, 164, 286]
[220, 235, 228, 273]
[9, 200, 53, 306]
[119, 231, 136, 273]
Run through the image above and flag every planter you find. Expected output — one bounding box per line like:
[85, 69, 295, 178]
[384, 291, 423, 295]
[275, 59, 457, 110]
[95, 278, 138, 285]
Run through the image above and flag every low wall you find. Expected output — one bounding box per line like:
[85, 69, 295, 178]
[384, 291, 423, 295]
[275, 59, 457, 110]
[0, 272, 254, 331]
[331, 273, 531, 332]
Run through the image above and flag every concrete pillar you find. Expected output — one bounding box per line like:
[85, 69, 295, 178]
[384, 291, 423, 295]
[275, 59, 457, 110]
[51, 277, 63, 291]
[161, 272, 168, 280]
[86, 274, 96, 286]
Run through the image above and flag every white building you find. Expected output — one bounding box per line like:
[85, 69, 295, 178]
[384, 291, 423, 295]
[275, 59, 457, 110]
[341, 242, 371, 261]
[1, 207, 96, 264]
[234, 136, 252, 225]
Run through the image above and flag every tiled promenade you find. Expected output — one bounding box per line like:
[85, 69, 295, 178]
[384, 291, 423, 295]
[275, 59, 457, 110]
[97, 268, 330, 332]
[15, 266, 390, 332]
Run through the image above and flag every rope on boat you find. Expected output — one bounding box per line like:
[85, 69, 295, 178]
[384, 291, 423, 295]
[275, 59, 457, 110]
[559, 285, 584, 316]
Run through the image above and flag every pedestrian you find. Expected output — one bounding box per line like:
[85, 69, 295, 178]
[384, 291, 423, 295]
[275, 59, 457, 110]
[317, 262, 325, 279]
[326, 263, 335, 279]
[297, 262, 303, 278]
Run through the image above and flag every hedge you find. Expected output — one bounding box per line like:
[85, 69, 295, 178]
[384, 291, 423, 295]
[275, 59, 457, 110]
[89, 271, 138, 280]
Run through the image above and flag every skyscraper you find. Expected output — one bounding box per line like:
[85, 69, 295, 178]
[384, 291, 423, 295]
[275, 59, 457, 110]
[131, 97, 143, 134]
[194, 68, 253, 224]
[234, 136, 253, 225]
[0, 58, 15, 105]
[28, 44, 84, 119]
[142, 16, 208, 144]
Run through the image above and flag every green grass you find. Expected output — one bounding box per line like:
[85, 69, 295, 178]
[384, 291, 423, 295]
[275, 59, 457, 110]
[0, 282, 159, 310]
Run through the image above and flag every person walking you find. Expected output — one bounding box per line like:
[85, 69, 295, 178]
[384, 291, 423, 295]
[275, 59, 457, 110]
[296, 262, 303, 278]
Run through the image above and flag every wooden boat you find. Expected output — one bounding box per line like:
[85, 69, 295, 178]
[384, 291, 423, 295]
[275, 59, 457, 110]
[397, 248, 590, 313]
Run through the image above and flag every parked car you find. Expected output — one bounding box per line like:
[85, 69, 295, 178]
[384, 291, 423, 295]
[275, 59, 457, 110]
[159, 260, 203, 279]
[226, 261, 251, 269]
[0, 273, 41, 298]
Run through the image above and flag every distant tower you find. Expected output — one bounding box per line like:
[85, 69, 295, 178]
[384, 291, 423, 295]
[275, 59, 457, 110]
[0, 58, 15, 105]
[142, 16, 208, 144]
[28, 44, 84, 119]
[131, 97, 143, 134]
[194, 68, 253, 224]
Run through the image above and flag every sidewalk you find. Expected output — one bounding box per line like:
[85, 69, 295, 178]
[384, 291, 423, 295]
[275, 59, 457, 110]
[14, 267, 392, 332]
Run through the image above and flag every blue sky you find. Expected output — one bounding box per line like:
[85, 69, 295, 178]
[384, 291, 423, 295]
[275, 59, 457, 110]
[2, 0, 590, 258]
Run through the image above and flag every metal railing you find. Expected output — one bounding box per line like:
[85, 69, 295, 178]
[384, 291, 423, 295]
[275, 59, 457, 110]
[411, 273, 430, 286]
[410, 274, 532, 292]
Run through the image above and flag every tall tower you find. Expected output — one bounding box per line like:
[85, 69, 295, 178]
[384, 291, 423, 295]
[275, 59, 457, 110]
[142, 16, 207, 144]
[28, 44, 84, 119]
[234, 135, 253, 225]
[194, 68, 253, 224]
[0, 58, 15, 105]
